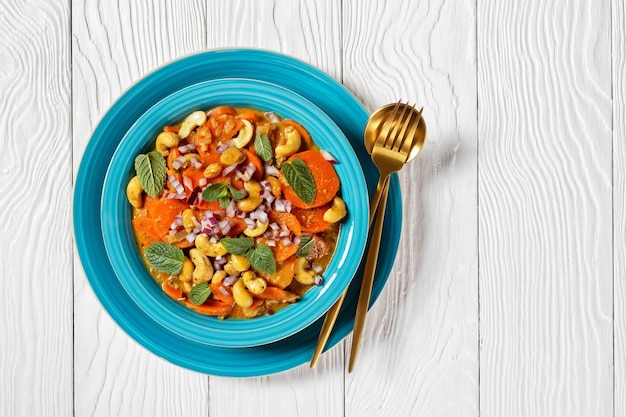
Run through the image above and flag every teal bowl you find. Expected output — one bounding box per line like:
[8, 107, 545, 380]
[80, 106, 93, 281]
[101, 78, 369, 348]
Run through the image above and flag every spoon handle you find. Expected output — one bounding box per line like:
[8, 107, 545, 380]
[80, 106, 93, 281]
[310, 176, 389, 368]
[348, 178, 390, 372]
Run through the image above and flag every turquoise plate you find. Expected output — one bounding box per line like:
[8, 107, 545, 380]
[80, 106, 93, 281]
[74, 49, 402, 377]
[101, 78, 369, 347]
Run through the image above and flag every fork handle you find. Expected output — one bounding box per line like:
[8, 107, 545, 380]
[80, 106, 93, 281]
[310, 176, 388, 368]
[369, 174, 390, 223]
[348, 178, 390, 372]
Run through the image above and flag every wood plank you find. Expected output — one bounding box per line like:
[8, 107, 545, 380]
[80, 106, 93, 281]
[614, 0, 626, 413]
[0, 1, 73, 416]
[478, 1, 613, 416]
[205, 2, 345, 416]
[342, 0, 479, 416]
[72, 1, 209, 416]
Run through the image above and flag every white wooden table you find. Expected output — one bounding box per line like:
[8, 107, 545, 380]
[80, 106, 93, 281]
[1, 0, 623, 415]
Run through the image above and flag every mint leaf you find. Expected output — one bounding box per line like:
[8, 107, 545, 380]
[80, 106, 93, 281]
[189, 282, 212, 305]
[247, 243, 276, 274]
[219, 196, 231, 208]
[282, 158, 316, 204]
[202, 182, 229, 202]
[227, 184, 245, 200]
[221, 237, 254, 255]
[254, 134, 273, 162]
[296, 235, 314, 258]
[144, 242, 184, 274]
[134, 151, 167, 197]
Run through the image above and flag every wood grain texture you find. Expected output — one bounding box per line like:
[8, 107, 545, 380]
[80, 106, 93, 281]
[0, 1, 73, 416]
[343, 0, 479, 416]
[614, 0, 626, 413]
[478, 1, 613, 416]
[72, 1, 209, 416]
[205, 2, 344, 416]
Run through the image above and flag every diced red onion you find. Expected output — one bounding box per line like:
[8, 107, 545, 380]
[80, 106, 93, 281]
[166, 192, 186, 200]
[210, 236, 218, 244]
[172, 160, 182, 170]
[265, 195, 275, 205]
[218, 286, 230, 297]
[216, 140, 235, 154]
[187, 143, 196, 151]
[185, 233, 197, 243]
[176, 155, 186, 164]
[225, 200, 236, 217]
[282, 237, 293, 246]
[265, 112, 280, 123]
[320, 149, 338, 163]
[223, 275, 238, 286]
[222, 163, 240, 176]
[190, 157, 202, 169]
[262, 231, 273, 239]
[269, 222, 279, 231]
[246, 163, 256, 176]
[183, 175, 193, 191]
[218, 219, 230, 229]
[264, 165, 279, 177]
[213, 260, 223, 271]
[279, 230, 290, 237]
[198, 178, 208, 187]
[260, 179, 271, 189]
[257, 210, 268, 224]
[284, 200, 292, 213]
[275, 199, 286, 212]
[208, 217, 218, 227]
[267, 239, 276, 247]
[178, 144, 190, 153]
[215, 255, 223, 261]
[202, 227, 212, 235]
[314, 275, 324, 286]
[245, 218, 256, 229]
[313, 263, 324, 273]
[292, 236, 301, 245]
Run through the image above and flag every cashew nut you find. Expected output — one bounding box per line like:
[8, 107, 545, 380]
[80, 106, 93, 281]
[189, 248, 214, 285]
[232, 278, 253, 308]
[126, 176, 144, 208]
[203, 163, 222, 179]
[155, 131, 180, 156]
[243, 220, 269, 237]
[182, 281, 193, 295]
[195, 234, 228, 257]
[211, 270, 227, 284]
[266, 176, 282, 198]
[182, 209, 196, 232]
[231, 254, 250, 272]
[236, 196, 263, 213]
[242, 271, 267, 295]
[323, 196, 347, 223]
[220, 147, 245, 166]
[295, 257, 316, 285]
[233, 119, 253, 148]
[244, 180, 262, 196]
[223, 261, 240, 277]
[275, 126, 301, 158]
[179, 256, 194, 282]
[178, 111, 207, 139]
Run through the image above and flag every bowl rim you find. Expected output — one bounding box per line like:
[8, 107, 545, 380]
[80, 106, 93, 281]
[101, 77, 369, 348]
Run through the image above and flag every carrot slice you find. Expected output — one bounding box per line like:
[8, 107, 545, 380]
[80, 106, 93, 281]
[184, 299, 233, 316]
[262, 256, 296, 289]
[167, 147, 181, 170]
[291, 203, 332, 233]
[242, 149, 264, 180]
[238, 111, 260, 122]
[255, 287, 299, 303]
[223, 217, 247, 237]
[132, 216, 161, 247]
[210, 282, 235, 305]
[280, 150, 340, 209]
[208, 105, 236, 116]
[144, 196, 189, 236]
[283, 120, 313, 149]
[162, 282, 183, 300]
[163, 125, 180, 133]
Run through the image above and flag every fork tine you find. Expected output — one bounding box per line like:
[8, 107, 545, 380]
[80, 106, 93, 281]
[385, 102, 411, 149]
[400, 106, 423, 160]
[391, 103, 418, 152]
[374, 100, 402, 148]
